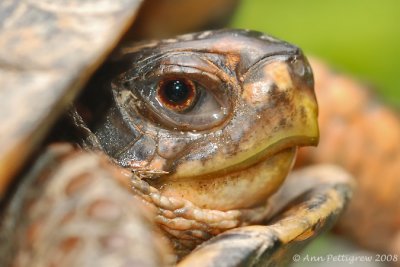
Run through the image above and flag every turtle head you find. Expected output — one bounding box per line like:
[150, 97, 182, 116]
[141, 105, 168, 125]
[91, 29, 318, 211]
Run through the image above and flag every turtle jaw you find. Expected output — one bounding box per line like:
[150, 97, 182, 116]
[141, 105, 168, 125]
[151, 130, 317, 210]
[152, 145, 298, 210]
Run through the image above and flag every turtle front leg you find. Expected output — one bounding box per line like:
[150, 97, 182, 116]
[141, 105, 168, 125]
[0, 144, 171, 267]
[177, 165, 355, 267]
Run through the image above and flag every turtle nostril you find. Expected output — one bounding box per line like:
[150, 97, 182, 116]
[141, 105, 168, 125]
[287, 55, 314, 90]
[292, 59, 306, 77]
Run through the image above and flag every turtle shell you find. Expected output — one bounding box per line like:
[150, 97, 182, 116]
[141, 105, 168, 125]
[0, 0, 143, 196]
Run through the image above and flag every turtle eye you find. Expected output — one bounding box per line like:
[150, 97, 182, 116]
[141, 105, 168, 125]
[119, 55, 233, 131]
[147, 74, 230, 131]
[157, 78, 197, 112]
[129, 71, 231, 131]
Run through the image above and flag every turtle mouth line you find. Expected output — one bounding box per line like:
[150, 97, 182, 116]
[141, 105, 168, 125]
[217, 136, 314, 178]
[152, 144, 298, 211]
[169, 135, 317, 181]
[150, 135, 316, 211]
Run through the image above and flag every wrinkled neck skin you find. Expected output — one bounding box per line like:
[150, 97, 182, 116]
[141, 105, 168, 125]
[75, 29, 319, 257]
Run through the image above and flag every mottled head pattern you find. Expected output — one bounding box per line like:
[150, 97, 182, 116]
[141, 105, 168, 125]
[87, 29, 318, 210]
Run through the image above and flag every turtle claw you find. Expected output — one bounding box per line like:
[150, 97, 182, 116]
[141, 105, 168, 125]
[178, 165, 354, 267]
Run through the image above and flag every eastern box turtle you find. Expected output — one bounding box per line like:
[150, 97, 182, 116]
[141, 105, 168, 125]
[1, 0, 396, 266]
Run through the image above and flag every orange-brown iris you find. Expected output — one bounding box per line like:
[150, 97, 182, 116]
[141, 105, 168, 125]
[157, 78, 197, 112]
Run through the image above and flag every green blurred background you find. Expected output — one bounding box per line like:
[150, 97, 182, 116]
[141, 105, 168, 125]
[231, 0, 400, 108]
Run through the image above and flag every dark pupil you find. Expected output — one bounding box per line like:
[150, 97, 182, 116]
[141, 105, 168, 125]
[163, 80, 190, 104]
